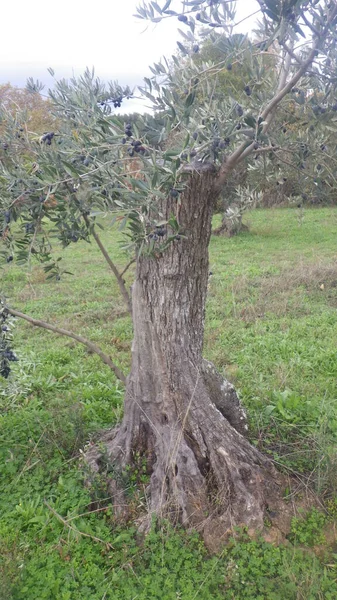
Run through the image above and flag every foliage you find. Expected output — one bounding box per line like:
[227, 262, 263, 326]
[179, 21, 337, 211]
[2, 1, 337, 275]
[289, 508, 327, 546]
[222, 534, 337, 600]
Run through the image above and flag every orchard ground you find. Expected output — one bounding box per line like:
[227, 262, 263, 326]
[1, 207, 337, 599]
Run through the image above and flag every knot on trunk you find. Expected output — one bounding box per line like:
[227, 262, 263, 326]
[201, 359, 248, 436]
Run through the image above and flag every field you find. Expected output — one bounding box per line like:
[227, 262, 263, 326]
[1, 207, 337, 599]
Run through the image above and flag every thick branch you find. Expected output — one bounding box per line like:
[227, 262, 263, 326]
[7, 307, 126, 384]
[236, 51, 292, 165]
[83, 215, 132, 314]
[260, 50, 316, 128]
[282, 43, 304, 66]
[215, 5, 337, 191]
[300, 12, 320, 37]
[263, 48, 292, 131]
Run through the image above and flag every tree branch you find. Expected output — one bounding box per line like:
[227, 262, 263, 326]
[62, 182, 132, 316]
[300, 12, 320, 37]
[281, 43, 305, 66]
[7, 307, 127, 384]
[263, 48, 293, 130]
[215, 4, 337, 191]
[82, 214, 132, 315]
[120, 258, 136, 277]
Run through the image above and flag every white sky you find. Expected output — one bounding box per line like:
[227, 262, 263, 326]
[0, 1, 260, 111]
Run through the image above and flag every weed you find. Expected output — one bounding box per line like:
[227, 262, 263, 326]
[288, 508, 327, 546]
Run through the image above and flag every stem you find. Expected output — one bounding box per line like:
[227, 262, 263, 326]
[83, 214, 132, 314]
[120, 258, 136, 277]
[7, 307, 126, 384]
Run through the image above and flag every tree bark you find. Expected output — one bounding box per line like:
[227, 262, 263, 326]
[86, 164, 283, 546]
[212, 211, 248, 237]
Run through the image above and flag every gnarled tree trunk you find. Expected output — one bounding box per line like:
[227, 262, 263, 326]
[86, 164, 283, 546]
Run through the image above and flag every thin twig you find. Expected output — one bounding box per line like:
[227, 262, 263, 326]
[120, 258, 136, 277]
[82, 214, 132, 314]
[7, 307, 126, 384]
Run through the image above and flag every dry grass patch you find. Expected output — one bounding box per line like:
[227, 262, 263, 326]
[229, 260, 337, 322]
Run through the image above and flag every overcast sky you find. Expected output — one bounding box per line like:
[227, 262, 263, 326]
[1, 1, 260, 112]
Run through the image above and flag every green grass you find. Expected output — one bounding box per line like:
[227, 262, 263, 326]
[1, 207, 337, 599]
[206, 208, 337, 483]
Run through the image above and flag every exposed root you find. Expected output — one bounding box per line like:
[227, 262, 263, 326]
[201, 359, 248, 436]
[85, 385, 287, 551]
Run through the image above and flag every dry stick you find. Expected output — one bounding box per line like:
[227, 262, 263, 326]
[44, 500, 113, 548]
[82, 214, 132, 314]
[7, 307, 126, 384]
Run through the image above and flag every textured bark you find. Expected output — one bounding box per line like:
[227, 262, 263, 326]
[201, 359, 248, 436]
[86, 163, 283, 544]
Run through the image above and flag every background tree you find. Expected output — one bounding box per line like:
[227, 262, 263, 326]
[0, 83, 56, 137]
[2, 0, 337, 544]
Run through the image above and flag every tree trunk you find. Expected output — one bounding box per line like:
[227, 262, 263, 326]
[213, 210, 249, 237]
[86, 164, 283, 546]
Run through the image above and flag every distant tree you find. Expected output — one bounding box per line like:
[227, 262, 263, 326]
[2, 1, 337, 544]
[0, 83, 56, 137]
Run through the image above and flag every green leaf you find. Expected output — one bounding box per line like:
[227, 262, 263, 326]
[244, 115, 257, 129]
[185, 92, 195, 108]
[162, 0, 171, 11]
[183, 133, 190, 149]
[177, 42, 188, 56]
[151, 171, 159, 188]
[163, 149, 180, 159]
[151, 1, 162, 13]
[62, 161, 80, 178]
[139, 88, 158, 105]
[144, 77, 152, 92]
[178, 28, 194, 42]
[129, 179, 150, 193]
[291, 22, 305, 38]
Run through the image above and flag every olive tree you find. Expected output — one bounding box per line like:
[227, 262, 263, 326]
[1, 0, 337, 543]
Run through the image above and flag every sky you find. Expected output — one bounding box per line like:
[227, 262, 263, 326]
[0, 1, 260, 112]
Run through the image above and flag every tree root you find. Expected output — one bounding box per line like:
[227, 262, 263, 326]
[84, 373, 289, 551]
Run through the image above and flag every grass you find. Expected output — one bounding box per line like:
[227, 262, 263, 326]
[1, 207, 337, 598]
[206, 208, 337, 486]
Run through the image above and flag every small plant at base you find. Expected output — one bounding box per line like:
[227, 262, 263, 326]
[122, 451, 150, 496]
[288, 508, 327, 546]
[326, 497, 337, 519]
